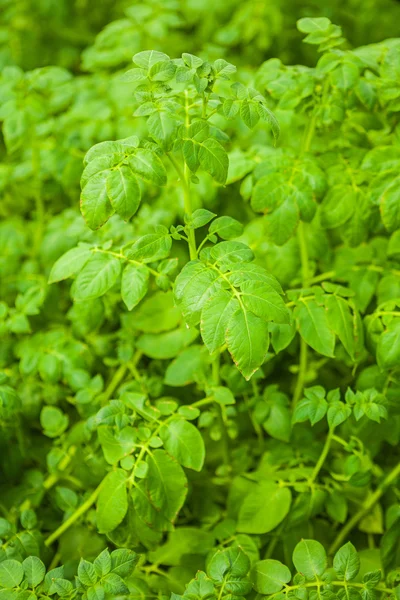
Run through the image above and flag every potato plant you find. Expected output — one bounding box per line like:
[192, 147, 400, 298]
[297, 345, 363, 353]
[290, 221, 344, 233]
[0, 13, 400, 600]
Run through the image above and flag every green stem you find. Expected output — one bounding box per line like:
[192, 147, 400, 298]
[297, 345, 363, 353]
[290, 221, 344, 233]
[328, 461, 400, 555]
[167, 153, 197, 260]
[269, 581, 395, 600]
[310, 429, 334, 484]
[213, 354, 230, 466]
[32, 141, 44, 256]
[301, 110, 317, 155]
[45, 479, 105, 546]
[183, 163, 197, 260]
[94, 248, 161, 280]
[293, 221, 309, 407]
[43, 446, 77, 490]
[100, 363, 128, 406]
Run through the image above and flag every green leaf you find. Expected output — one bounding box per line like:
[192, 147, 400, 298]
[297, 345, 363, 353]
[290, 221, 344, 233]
[149, 60, 176, 82]
[110, 549, 137, 577]
[251, 559, 292, 594]
[207, 548, 250, 582]
[320, 185, 355, 229]
[78, 559, 98, 586]
[293, 386, 328, 426]
[148, 111, 177, 150]
[175, 261, 222, 327]
[106, 166, 141, 221]
[327, 401, 351, 428]
[295, 300, 335, 357]
[160, 418, 205, 471]
[132, 449, 187, 530]
[0, 560, 24, 588]
[96, 470, 128, 533]
[241, 100, 260, 129]
[266, 198, 299, 246]
[127, 230, 172, 263]
[98, 426, 136, 465]
[164, 345, 206, 386]
[297, 17, 331, 33]
[226, 308, 269, 380]
[380, 176, 400, 232]
[121, 264, 149, 310]
[80, 171, 114, 230]
[325, 295, 356, 360]
[209, 216, 243, 240]
[132, 50, 170, 69]
[377, 320, 400, 368]
[72, 254, 121, 301]
[128, 149, 167, 186]
[292, 540, 327, 580]
[237, 482, 291, 533]
[200, 290, 239, 354]
[331, 63, 360, 90]
[198, 139, 229, 184]
[333, 542, 360, 581]
[22, 556, 45, 587]
[239, 280, 290, 324]
[48, 243, 92, 284]
[188, 209, 216, 229]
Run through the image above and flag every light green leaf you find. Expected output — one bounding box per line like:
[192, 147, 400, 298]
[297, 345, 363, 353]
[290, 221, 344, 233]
[239, 280, 290, 324]
[325, 295, 355, 360]
[200, 290, 239, 354]
[80, 171, 114, 230]
[78, 559, 98, 586]
[96, 470, 128, 533]
[160, 418, 205, 471]
[73, 254, 121, 301]
[237, 482, 291, 533]
[265, 198, 299, 246]
[128, 149, 167, 186]
[377, 320, 400, 368]
[127, 230, 171, 263]
[209, 216, 243, 240]
[292, 540, 327, 580]
[132, 449, 187, 530]
[297, 17, 331, 33]
[333, 542, 360, 581]
[0, 560, 24, 588]
[251, 559, 292, 594]
[175, 261, 222, 327]
[48, 243, 92, 284]
[226, 308, 269, 380]
[121, 264, 149, 310]
[295, 300, 335, 357]
[198, 139, 229, 184]
[132, 50, 170, 69]
[106, 166, 141, 221]
[241, 100, 260, 129]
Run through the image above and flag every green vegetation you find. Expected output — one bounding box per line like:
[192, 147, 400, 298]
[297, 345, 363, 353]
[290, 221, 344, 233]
[1, 5, 400, 600]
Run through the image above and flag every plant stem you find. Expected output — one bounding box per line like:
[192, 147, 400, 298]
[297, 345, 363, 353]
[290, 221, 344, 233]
[310, 429, 334, 483]
[45, 478, 105, 546]
[301, 110, 317, 155]
[328, 461, 400, 555]
[293, 221, 309, 407]
[100, 363, 128, 406]
[268, 581, 395, 600]
[32, 141, 44, 256]
[43, 446, 77, 490]
[213, 354, 230, 466]
[167, 153, 197, 260]
[183, 163, 198, 260]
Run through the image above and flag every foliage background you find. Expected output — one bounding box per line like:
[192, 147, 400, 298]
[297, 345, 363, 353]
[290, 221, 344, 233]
[1, 1, 400, 599]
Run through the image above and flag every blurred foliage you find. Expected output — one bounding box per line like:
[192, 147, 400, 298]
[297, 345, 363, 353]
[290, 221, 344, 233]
[3, 0, 400, 72]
